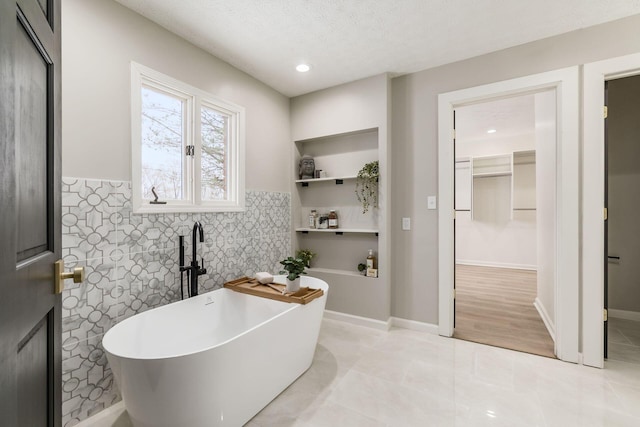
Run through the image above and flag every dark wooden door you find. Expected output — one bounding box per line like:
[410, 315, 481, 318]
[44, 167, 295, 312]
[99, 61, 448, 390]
[0, 0, 62, 425]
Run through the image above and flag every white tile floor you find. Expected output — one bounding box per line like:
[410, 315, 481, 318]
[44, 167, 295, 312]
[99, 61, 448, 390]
[80, 318, 640, 427]
[608, 317, 640, 365]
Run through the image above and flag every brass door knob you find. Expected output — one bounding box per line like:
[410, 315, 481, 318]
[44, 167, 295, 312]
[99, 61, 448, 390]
[54, 260, 85, 294]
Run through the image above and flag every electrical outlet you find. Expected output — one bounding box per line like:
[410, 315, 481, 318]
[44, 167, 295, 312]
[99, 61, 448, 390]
[427, 196, 437, 210]
[402, 217, 411, 230]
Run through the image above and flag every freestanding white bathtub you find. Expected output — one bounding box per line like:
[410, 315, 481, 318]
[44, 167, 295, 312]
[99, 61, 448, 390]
[102, 275, 328, 427]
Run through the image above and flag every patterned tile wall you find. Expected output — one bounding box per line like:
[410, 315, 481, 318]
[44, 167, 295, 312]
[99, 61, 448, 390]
[60, 177, 291, 426]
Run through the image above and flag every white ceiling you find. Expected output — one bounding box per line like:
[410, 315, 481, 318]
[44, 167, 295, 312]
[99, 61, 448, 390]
[114, 0, 640, 97]
[456, 94, 535, 143]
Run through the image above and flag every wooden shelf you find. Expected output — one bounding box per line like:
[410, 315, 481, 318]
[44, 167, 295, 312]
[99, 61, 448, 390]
[296, 228, 378, 234]
[295, 175, 357, 184]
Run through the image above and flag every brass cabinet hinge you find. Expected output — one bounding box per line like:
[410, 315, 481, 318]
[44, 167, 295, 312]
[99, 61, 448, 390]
[453, 210, 456, 220]
[604, 207, 608, 221]
[604, 308, 608, 322]
[603, 106, 608, 119]
[453, 289, 456, 300]
[452, 129, 456, 139]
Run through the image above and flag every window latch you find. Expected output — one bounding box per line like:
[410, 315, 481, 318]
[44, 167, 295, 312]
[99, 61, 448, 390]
[186, 145, 195, 156]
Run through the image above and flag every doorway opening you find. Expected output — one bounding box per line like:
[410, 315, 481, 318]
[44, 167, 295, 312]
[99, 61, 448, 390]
[438, 67, 580, 363]
[604, 74, 640, 365]
[452, 93, 556, 358]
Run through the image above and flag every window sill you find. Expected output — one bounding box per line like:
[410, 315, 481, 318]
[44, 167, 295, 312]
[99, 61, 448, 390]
[133, 203, 245, 214]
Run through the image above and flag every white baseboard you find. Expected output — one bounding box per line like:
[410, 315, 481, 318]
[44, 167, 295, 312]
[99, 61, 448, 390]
[323, 310, 391, 331]
[389, 316, 439, 334]
[534, 297, 556, 342]
[456, 260, 537, 271]
[74, 401, 126, 427]
[608, 309, 640, 322]
[323, 310, 439, 334]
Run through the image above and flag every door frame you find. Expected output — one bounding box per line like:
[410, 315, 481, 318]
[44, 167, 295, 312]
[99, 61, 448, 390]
[583, 52, 640, 368]
[437, 67, 580, 363]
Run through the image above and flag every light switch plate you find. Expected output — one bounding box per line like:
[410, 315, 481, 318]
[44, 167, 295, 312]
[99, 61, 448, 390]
[427, 196, 437, 210]
[402, 217, 411, 230]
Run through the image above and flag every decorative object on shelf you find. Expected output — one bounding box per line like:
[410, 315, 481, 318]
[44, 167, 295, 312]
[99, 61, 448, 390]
[296, 249, 316, 268]
[149, 186, 167, 204]
[366, 268, 378, 278]
[357, 263, 367, 276]
[299, 155, 315, 179]
[279, 256, 307, 293]
[317, 213, 329, 229]
[356, 160, 379, 213]
[314, 169, 323, 179]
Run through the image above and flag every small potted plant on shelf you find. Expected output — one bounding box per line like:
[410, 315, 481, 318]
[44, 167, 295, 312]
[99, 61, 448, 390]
[295, 249, 316, 268]
[357, 263, 367, 276]
[279, 256, 307, 293]
[356, 160, 379, 214]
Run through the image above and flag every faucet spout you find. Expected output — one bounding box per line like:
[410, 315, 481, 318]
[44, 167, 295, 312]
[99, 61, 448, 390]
[190, 221, 206, 297]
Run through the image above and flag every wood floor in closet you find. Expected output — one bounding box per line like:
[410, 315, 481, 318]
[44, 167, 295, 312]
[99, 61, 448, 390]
[454, 264, 556, 358]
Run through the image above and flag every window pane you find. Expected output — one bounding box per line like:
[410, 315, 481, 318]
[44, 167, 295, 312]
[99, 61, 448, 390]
[201, 106, 228, 200]
[141, 86, 184, 200]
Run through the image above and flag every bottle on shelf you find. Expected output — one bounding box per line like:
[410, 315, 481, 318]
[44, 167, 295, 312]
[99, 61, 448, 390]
[366, 249, 378, 278]
[366, 249, 377, 269]
[328, 210, 338, 229]
[308, 209, 318, 229]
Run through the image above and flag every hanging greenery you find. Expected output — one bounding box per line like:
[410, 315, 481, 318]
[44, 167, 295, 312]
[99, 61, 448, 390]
[355, 161, 379, 214]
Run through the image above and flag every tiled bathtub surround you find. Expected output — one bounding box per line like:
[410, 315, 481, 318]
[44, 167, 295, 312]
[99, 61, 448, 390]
[60, 177, 291, 426]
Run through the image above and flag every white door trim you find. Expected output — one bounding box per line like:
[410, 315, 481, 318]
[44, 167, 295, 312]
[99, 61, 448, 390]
[583, 52, 640, 368]
[437, 67, 580, 363]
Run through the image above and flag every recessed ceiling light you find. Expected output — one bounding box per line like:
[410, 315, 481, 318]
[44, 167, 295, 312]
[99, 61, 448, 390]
[296, 64, 311, 73]
[487, 129, 497, 134]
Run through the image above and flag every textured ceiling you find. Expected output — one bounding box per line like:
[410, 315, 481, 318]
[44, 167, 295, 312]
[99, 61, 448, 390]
[456, 94, 535, 143]
[114, 0, 640, 97]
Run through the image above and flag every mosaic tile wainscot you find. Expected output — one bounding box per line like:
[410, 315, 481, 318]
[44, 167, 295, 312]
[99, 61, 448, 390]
[60, 177, 291, 426]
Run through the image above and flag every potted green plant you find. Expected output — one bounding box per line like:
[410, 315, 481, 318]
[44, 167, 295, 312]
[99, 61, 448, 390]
[355, 160, 379, 213]
[295, 249, 316, 268]
[279, 256, 307, 292]
[357, 263, 367, 276]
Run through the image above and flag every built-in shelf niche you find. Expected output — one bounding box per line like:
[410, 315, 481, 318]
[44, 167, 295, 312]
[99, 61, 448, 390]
[293, 127, 380, 278]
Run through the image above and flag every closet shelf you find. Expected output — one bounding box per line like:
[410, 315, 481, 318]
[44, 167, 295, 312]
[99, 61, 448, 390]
[472, 171, 512, 178]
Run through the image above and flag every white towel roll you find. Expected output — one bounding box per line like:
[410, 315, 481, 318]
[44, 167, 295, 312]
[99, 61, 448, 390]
[255, 272, 274, 284]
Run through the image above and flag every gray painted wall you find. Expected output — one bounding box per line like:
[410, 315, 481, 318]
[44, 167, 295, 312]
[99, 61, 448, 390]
[391, 14, 640, 324]
[62, 0, 290, 193]
[608, 75, 640, 314]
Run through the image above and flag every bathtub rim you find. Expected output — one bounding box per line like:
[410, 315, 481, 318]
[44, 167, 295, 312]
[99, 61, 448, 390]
[102, 276, 328, 361]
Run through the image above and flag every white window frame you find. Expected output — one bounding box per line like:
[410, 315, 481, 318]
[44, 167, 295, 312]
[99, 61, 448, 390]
[131, 62, 245, 213]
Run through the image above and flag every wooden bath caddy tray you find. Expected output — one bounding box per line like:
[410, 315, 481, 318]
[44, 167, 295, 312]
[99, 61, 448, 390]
[223, 277, 324, 305]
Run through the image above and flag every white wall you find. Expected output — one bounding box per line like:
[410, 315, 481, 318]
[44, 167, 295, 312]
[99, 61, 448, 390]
[455, 133, 537, 269]
[391, 14, 640, 324]
[608, 75, 640, 314]
[62, 0, 290, 192]
[535, 90, 557, 328]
